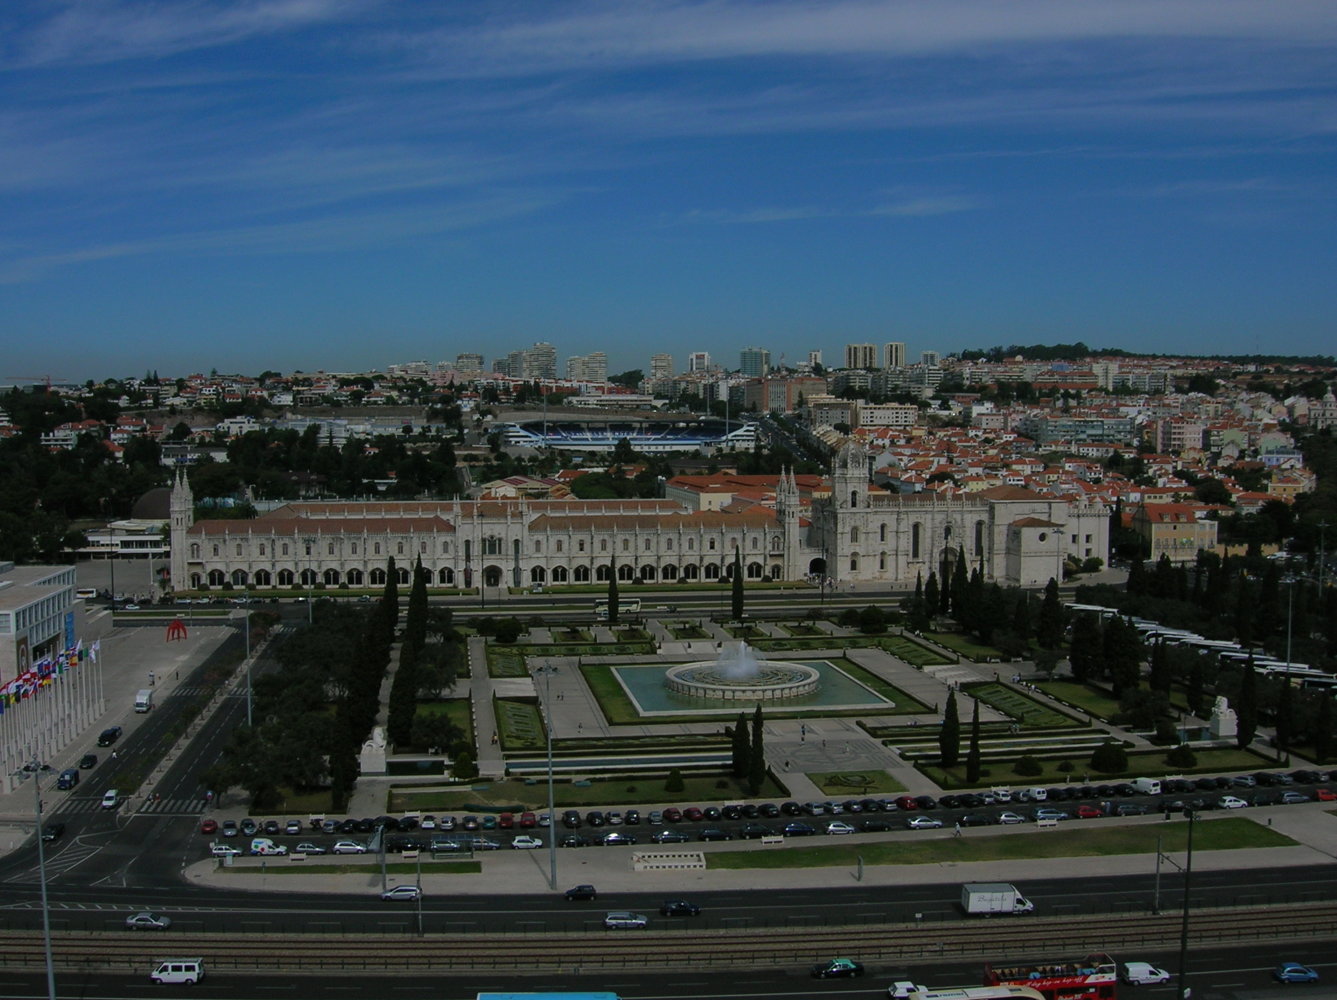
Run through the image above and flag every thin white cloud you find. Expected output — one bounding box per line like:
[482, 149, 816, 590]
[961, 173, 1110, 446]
[681, 194, 974, 225]
[9, 0, 372, 68]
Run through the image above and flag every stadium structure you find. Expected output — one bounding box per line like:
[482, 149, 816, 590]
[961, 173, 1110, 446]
[498, 418, 758, 454]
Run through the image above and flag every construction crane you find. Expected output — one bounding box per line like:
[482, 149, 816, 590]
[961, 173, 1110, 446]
[3, 374, 70, 392]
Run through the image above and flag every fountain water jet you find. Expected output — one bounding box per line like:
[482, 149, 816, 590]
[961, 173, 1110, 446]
[664, 640, 820, 702]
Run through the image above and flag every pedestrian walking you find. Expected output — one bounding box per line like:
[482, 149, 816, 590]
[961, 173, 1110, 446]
[954, 821, 962, 837]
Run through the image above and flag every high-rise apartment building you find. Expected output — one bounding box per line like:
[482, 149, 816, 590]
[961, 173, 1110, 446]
[525, 342, 557, 379]
[739, 347, 771, 378]
[454, 353, 485, 373]
[808, 350, 823, 368]
[845, 343, 878, 370]
[566, 352, 608, 382]
[688, 351, 712, 373]
[920, 350, 941, 367]
[884, 342, 906, 369]
[650, 353, 674, 379]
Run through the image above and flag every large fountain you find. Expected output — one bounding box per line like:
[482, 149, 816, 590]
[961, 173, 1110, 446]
[663, 640, 821, 702]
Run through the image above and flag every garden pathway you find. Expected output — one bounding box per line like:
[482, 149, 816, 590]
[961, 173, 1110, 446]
[467, 635, 505, 778]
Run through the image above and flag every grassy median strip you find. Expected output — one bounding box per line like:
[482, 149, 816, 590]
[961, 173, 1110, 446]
[223, 861, 483, 875]
[707, 817, 1294, 869]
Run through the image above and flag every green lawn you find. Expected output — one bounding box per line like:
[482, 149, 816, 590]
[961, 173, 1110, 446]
[1037, 680, 1121, 721]
[878, 635, 953, 667]
[494, 699, 545, 751]
[416, 698, 474, 747]
[809, 770, 906, 795]
[966, 682, 1081, 728]
[925, 631, 1006, 662]
[388, 773, 786, 811]
[835, 660, 931, 714]
[670, 624, 711, 639]
[708, 816, 1294, 869]
[487, 646, 530, 678]
[550, 629, 594, 643]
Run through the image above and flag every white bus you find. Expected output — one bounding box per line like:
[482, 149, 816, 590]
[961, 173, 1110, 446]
[593, 598, 641, 620]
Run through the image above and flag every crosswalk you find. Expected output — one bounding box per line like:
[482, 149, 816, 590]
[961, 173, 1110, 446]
[51, 795, 206, 817]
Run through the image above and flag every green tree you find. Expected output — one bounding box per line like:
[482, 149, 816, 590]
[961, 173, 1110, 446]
[1126, 557, 1147, 595]
[1186, 658, 1206, 717]
[665, 767, 685, 793]
[730, 710, 750, 779]
[858, 605, 887, 634]
[924, 572, 940, 620]
[1069, 613, 1102, 683]
[1148, 639, 1170, 693]
[1315, 695, 1334, 762]
[965, 699, 982, 784]
[1090, 740, 1129, 774]
[1037, 578, 1064, 650]
[939, 690, 961, 768]
[1275, 677, 1293, 755]
[748, 705, 766, 795]
[732, 547, 744, 620]
[1236, 661, 1258, 748]
[1103, 615, 1143, 696]
[607, 558, 619, 625]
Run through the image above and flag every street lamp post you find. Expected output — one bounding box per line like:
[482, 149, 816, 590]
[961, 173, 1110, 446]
[1176, 808, 1197, 1000]
[26, 764, 57, 1000]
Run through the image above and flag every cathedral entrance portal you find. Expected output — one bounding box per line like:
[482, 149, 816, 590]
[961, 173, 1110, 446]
[483, 565, 503, 587]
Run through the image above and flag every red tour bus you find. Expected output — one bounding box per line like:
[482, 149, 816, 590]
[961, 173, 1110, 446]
[985, 954, 1118, 1000]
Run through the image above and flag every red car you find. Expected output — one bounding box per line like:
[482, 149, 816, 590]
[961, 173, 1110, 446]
[682, 807, 704, 822]
[662, 807, 683, 823]
[199, 818, 218, 835]
[1076, 804, 1103, 819]
[498, 812, 515, 829]
[1316, 788, 1337, 802]
[519, 811, 537, 828]
[894, 795, 919, 811]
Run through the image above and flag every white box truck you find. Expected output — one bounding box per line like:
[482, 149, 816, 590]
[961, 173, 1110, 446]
[134, 689, 153, 712]
[961, 882, 1034, 915]
[1130, 777, 1161, 795]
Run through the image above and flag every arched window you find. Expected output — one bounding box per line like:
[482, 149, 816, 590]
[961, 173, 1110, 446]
[347, 569, 364, 586]
[618, 564, 634, 581]
[397, 567, 410, 584]
[441, 541, 448, 554]
[944, 525, 952, 541]
[747, 562, 763, 579]
[277, 569, 295, 586]
[622, 538, 630, 552]
[397, 542, 405, 556]
[328, 542, 336, 555]
[975, 519, 986, 554]
[370, 568, 387, 586]
[683, 564, 700, 580]
[253, 569, 272, 586]
[530, 566, 546, 583]
[639, 565, 656, 581]
[374, 543, 381, 555]
[850, 526, 859, 543]
[772, 536, 782, 551]
[595, 564, 610, 582]
[769, 565, 781, 579]
[352, 543, 359, 555]
[751, 536, 759, 550]
[687, 538, 696, 551]
[300, 569, 317, 586]
[207, 569, 225, 586]
[534, 540, 543, 554]
[420, 542, 427, 554]
[708, 538, 717, 551]
[574, 565, 591, 582]
[190, 543, 200, 559]
[190, 573, 202, 588]
[555, 540, 563, 553]
[704, 563, 720, 580]
[879, 553, 886, 571]
[552, 566, 568, 583]
[879, 524, 887, 542]
[666, 538, 674, 551]
[230, 569, 248, 586]
[212, 544, 220, 557]
[578, 539, 586, 552]
[600, 539, 608, 552]
[912, 523, 922, 559]
[258, 544, 266, 556]
[323, 569, 341, 586]
[850, 490, 858, 508]
[850, 554, 859, 571]
[235, 544, 242, 557]
[281, 543, 289, 556]
[661, 564, 678, 580]
[438, 567, 453, 585]
[644, 537, 652, 551]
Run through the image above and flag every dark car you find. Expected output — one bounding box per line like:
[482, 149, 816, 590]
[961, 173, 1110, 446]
[914, 795, 938, 810]
[561, 810, 582, 828]
[78, 753, 98, 769]
[702, 806, 722, 821]
[660, 899, 701, 916]
[564, 884, 597, 901]
[758, 802, 781, 818]
[623, 809, 641, 826]
[697, 827, 732, 842]
[585, 811, 606, 827]
[41, 822, 65, 842]
[96, 727, 122, 747]
[938, 794, 961, 809]
[602, 831, 637, 846]
[740, 804, 759, 818]
[239, 818, 258, 836]
[1117, 803, 1149, 816]
[859, 818, 893, 832]
[651, 829, 689, 844]
[780, 801, 802, 816]
[262, 820, 280, 835]
[959, 813, 993, 827]
[783, 821, 816, 836]
[739, 822, 773, 839]
[559, 834, 590, 848]
[812, 958, 864, 979]
[720, 805, 742, 820]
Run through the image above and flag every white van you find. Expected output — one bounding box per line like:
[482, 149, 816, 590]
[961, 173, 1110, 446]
[1131, 777, 1161, 795]
[250, 837, 288, 856]
[135, 689, 154, 713]
[1029, 787, 1048, 802]
[150, 958, 204, 984]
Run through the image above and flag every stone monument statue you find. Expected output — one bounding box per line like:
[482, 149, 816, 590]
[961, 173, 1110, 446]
[359, 724, 387, 775]
[1209, 695, 1237, 740]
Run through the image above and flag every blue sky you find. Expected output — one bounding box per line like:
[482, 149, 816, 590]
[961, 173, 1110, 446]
[3, 1, 1337, 380]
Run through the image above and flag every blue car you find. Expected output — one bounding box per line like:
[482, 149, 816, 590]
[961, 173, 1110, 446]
[1274, 963, 1319, 984]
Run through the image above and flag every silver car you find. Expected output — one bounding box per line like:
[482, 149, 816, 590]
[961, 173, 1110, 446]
[125, 912, 172, 931]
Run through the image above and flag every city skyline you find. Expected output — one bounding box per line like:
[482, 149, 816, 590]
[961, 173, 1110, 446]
[4, 1, 1337, 378]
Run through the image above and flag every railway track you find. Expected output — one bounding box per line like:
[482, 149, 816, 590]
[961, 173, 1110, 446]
[2, 901, 1335, 976]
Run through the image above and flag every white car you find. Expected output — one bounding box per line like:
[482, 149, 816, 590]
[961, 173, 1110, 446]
[125, 911, 172, 931]
[511, 835, 544, 849]
[889, 981, 929, 998]
[1122, 962, 1171, 985]
[101, 789, 119, 809]
[825, 821, 856, 835]
[906, 816, 943, 830]
[997, 811, 1028, 825]
[332, 840, 367, 854]
[293, 842, 327, 855]
[210, 842, 242, 857]
[1218, 795, 1249, 809]
[381, 884, 422, 901]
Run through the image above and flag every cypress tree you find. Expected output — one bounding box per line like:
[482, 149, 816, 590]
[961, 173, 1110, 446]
[1012, 592, 1031, 642]
[1186, 658, 1205, 716]
[1149, 639, 1170, 693]
[1236, 661, 1258, 748]
[1315, 695, 1334, 763]
[965, 699, 982, 784]
[1275, 678, 1293, 756]
[732, 547, 744, 620]
[939, 689, 961, 767]
[1037, 578, 1064, 650]
[607, 557, 619, 624]
[950, 549, 968, 618]
[731, 711, 750, 778]
[1126, 557, 1147, 595]
[1069, 613, 1102, 683]
[924, 572, 940, 621]
[748, 704, 766, 795]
